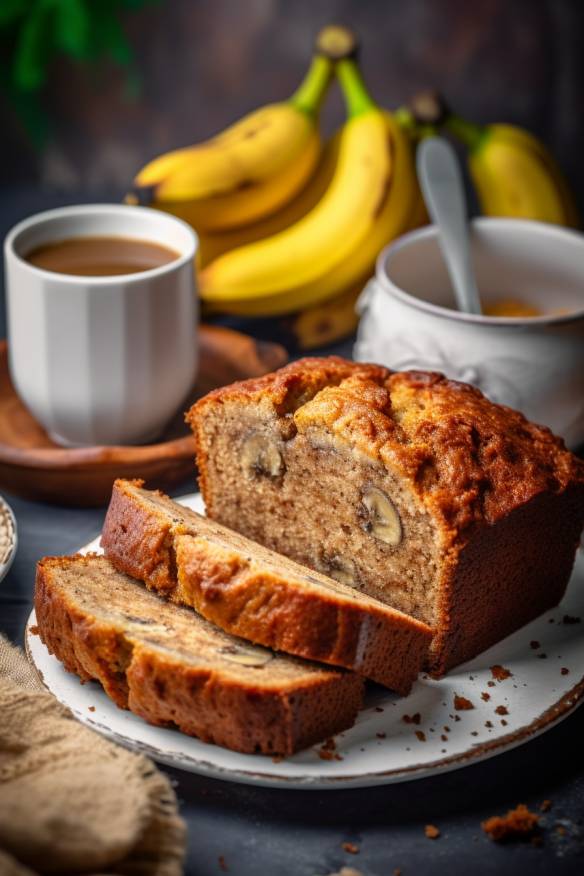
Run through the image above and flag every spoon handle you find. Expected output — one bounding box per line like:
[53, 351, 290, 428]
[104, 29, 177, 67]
[417, 137, 482, 315]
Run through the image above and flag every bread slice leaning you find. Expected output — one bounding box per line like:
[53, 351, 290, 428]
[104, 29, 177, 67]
[101, 479, 432, 694]
[34, 554, 363, 756]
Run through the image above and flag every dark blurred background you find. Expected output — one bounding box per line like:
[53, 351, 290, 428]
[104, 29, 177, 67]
[1, 0, 583, 201]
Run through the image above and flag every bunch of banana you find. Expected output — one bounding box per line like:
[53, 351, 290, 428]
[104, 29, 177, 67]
[199, 38, 424, 319]
[409, 91, 580, 228]
[126, 41, 335, 232]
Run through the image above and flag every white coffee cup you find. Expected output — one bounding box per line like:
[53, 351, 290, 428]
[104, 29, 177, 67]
[4, 204, 198, 446]
[355, 218, 584, 448]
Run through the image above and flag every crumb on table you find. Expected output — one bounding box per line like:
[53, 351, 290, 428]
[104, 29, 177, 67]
[425, 824, 440, 839]
[482, 804, 540, 842]
[454, 694, 474, 711]
[341, 841, 360, 854]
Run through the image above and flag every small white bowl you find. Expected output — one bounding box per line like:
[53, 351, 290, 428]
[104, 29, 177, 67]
[0, 494, 17, 582]
[355, 218, 584, 448]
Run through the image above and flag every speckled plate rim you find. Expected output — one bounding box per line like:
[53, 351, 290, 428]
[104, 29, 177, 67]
[0, 493, 18, 582]
[25, 493, 584, 790]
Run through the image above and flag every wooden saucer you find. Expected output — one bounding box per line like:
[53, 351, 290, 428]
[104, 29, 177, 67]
[0, 326, 287, 506]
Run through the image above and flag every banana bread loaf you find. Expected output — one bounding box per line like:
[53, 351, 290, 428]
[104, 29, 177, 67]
[34, 554, 363, 755]
[101, 479, 432, 693]
[188, 356, 584, 676]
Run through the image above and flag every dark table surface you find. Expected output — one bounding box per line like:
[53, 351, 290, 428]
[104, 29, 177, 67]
[1, 189, 583, 876]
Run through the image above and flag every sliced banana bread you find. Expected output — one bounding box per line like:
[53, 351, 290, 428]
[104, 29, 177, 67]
[187, 356, 584, 676]
[101, 479, 432, 693]
[35, 554, 363, 755]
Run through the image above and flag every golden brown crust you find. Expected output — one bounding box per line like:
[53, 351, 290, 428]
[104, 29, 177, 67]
[101, 480, 432, 693]
[191, 357, 584, 542]
[34, 554, 364, 756]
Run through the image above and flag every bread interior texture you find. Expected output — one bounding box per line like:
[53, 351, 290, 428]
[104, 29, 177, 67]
[197, 405, 442, 627]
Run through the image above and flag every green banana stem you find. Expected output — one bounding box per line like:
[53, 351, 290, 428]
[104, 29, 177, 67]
[395, 107, 437, 140]
[289, 55, 333, 116]
[445, 115, 487, 152]
[336, 58, 377, 118]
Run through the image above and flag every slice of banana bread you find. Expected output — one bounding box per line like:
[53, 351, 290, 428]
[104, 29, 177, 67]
[101, 479, 432, 693]
[34, 554, 363, 755]
[188, 356, 584, 676]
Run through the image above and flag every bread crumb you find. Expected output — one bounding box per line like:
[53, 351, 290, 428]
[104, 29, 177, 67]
[562, 615, 581, 625]
[501, 719, 508, 726]
[485, 721, 493, 728]
[561, 667, 570, 675]
[376, 732, 386, 739]
[490, 665, 512, 681]
[29, 625, 39, 636]
[540, 800, 552, 812]
[487, 680, 495, 687]
[218, 855, 228, 871]
[537, 653, 548, 659]
[374, 706, 384, 712]
[318, 738, 342, 760]
[530, 640, 540, 649]
[440, 734, 448, 742]
[454, 694, 474, 711]
[495, 705, 508, 715]
[402, 712, 421, 725]
[341, 842, 360, 854]
[425, 824, 440, 839]
[482, 804, 540, 841]
[443, 725, 451, 733]
[481, 692, 490, 702]
[88, 705, 95, 712]
[415, 730, 426, 742]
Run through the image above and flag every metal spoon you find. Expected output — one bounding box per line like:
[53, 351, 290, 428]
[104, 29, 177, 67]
[417, 136, 483, 315]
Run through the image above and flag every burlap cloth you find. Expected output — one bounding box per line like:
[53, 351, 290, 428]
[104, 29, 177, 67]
[0, 634, 186, 875]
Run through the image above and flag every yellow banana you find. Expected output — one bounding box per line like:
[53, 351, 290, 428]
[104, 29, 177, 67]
[196, 132, 341, 269]
[127, 42, 338, 232]
[204, 110, 419, 316]
[200, 57, 419, 315]
[291, 284, 362, 350]
[445, 115, 580, 227]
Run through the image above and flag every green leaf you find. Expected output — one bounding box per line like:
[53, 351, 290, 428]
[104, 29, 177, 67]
[13, 0, 54, 91]
[54, 0, 90, 58]
[87, 4, 132, 65]
[0, 0, 29, 26]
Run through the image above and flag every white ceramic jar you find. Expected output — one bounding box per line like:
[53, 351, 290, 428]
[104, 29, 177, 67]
[4, 204, 198, 446]
[355, 218, 584, 448]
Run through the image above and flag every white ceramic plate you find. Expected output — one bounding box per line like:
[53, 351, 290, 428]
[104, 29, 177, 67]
[26, 493, 584, 789]
[0, 494, 17, 582]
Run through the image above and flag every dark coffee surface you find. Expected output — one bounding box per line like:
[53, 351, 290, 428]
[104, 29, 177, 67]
[25, 235, 179, 276]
